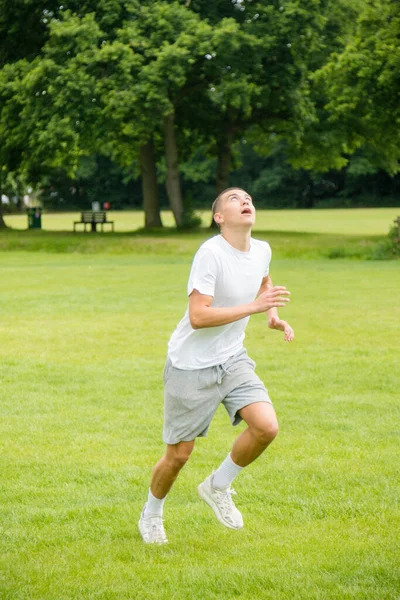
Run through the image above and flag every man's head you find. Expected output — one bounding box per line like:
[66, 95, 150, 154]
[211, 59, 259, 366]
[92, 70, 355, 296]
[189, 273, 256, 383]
[212, 187, 255, 230]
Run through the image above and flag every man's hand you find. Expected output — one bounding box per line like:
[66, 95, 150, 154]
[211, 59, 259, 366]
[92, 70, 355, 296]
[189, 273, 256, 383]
[251, 286, 290, 314]
[268, 316, 295, 342]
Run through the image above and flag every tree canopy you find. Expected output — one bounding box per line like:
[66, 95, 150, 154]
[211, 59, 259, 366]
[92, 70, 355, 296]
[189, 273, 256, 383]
[0, 0, 398, 229]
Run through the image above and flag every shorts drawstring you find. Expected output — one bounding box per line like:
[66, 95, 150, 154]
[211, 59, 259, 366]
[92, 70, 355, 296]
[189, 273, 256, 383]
[216, 363, 231, 385]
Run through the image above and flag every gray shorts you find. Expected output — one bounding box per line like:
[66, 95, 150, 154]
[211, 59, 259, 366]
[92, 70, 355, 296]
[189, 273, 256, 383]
[162, 348, 272, 445]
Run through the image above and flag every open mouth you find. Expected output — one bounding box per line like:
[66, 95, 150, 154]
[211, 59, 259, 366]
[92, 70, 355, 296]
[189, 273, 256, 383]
[241, 208, 252, 215]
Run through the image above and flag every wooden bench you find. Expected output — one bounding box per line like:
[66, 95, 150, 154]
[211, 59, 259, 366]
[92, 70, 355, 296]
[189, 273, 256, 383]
[73, 211, 114, 233]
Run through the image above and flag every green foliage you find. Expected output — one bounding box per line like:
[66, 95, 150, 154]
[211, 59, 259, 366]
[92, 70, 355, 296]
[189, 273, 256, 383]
[39, 156, 141, 210]
[311, 0, 400, 174]
[228, 143, 400, 209]
[367, 225, 400, 260]
[177, 192, 203, 230]
[0, 0, 399, 219]
[0, 13, 103, 178]
[182, 0, 335, 159]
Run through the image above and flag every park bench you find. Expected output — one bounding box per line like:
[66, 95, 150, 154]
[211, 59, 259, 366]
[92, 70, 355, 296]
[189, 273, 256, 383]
[73, 211, 114, 233]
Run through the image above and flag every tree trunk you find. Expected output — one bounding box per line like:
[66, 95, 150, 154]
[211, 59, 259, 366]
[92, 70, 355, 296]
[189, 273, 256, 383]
[210, 124, 235, 228]
[0, 203, 6, 229]
[216, 126, 234, 195]
[140, 139, 163, 229]
[163, 111, 184, 227]
[0, 170, 8, 229]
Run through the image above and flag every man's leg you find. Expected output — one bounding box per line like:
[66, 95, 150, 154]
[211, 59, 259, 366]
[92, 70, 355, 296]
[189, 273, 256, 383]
[150, 440, 195, 499]
[139, 440, 194, 544]
[198, 402, 278, 529]
[230, 402, 278, 467]
[212, 402, 278, 489]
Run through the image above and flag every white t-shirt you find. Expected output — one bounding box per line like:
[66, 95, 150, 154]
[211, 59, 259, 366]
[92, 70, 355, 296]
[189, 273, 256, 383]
[167, 235, 272, 369]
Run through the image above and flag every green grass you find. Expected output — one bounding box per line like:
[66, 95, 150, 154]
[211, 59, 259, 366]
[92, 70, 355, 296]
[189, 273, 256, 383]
[5, 206, 400, 235]
[1, 248, 399, 599]
[3, 207, 398, 260]
[0, 228, 385, 259]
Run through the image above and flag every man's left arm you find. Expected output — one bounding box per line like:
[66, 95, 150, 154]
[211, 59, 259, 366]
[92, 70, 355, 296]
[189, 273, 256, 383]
[258, 275, 295, 342]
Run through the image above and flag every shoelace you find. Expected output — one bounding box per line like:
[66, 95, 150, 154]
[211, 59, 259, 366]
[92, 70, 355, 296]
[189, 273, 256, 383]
[214, 487, 237, 512]
[145, 517, 167, 542]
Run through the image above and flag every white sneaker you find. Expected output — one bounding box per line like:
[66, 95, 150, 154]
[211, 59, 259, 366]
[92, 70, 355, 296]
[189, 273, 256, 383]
[138, 505, 168, 544]
[198, 474, 244, 530]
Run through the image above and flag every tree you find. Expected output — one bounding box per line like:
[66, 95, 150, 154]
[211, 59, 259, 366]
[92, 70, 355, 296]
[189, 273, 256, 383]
[0, 167, 6, 228]
[0, 59, 34, 228]
[140, 140, 162, 228]
[294, 0, 400, 175]
[3, 0, 390, 228]
[0, 13, 103, 180]
[117, 1, 219, 226]
[0, 3, 164, 228]
[0, 2, 221, 228]
[175, 1, 336, 224]
[180, 0, 362, 207]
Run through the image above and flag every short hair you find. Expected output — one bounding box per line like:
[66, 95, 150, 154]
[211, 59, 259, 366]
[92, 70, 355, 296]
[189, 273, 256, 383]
[212, 187, 246, 216]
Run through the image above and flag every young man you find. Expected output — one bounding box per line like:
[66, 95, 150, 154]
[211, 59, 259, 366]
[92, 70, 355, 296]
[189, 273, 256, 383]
[139, 187, 294, 544]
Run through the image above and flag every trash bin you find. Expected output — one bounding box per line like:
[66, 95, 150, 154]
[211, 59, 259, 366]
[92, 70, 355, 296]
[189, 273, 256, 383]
[27, 207, 42, 229]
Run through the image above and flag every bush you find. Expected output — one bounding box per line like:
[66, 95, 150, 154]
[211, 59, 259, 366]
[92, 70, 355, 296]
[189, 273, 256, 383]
[368, 226, 400, 260]
[178, 193, 203, 230]
[177, 210, 202, 230]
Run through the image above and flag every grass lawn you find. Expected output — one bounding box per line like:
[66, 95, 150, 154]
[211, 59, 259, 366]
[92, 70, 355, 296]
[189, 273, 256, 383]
[1, 241, 399, 598]
[4, 206, 400, 235]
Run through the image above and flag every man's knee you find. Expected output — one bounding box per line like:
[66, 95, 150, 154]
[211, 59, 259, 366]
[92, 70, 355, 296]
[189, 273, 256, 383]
[166, 441, 194, 470]
[251, 418, 279, 445]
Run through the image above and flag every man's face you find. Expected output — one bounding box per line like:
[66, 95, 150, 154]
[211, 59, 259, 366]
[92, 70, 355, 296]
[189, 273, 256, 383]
[214, 189, 256, 229]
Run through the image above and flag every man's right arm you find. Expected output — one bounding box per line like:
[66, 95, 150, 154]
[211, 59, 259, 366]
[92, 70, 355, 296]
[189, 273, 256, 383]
[188, 288, 290, 330]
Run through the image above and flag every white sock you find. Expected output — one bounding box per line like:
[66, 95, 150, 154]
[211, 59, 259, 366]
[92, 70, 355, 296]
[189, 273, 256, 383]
[212, 453, 243, 490]
[143, 489, 166, 517]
